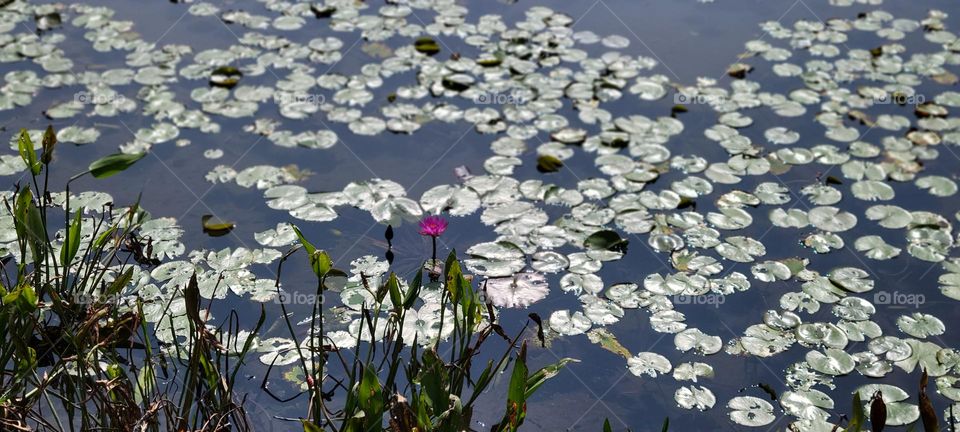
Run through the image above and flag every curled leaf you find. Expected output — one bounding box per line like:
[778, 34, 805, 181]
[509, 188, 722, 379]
[201, 214, 235, 237]
[536, 155, 563, 173]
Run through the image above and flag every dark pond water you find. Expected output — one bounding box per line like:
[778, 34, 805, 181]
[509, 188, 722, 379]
[7, 0, 960, 430]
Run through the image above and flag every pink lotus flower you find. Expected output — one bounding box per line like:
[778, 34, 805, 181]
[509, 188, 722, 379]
[418, 215, 448, 237]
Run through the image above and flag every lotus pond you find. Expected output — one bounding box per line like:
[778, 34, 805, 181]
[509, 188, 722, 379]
[2, 0, 960, 430]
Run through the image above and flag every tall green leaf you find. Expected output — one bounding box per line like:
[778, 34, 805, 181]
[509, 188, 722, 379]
[501, 350, 529, 431]
[291, 225, 316, 255]
[419, 349, 448, 414]
[524, 357, 579, 400]
[358, 364, 384, 430]
[88, 152, 146, 178]
[846, 391, 865, 432]
[292, 225, 331, 277]
[387, 272, 403, 311]
[106, 267, 135, 297]
[403, 268, 423, 309]
[60, 209, 82, 266]
[300, 420, 323, 432]
[17, 128, 40, 175]
[14, 188, 46, 263]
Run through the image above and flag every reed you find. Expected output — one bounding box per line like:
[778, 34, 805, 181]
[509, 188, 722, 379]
[0, 126, 259, 432]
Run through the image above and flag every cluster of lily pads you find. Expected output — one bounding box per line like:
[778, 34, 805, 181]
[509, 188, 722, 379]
[4, 0, 960, 429]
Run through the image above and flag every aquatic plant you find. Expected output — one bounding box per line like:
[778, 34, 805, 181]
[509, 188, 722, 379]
[417, 215, 448, 238]
[272, 227, 576, 432]
[418, 214, 448, 274]
[0, 127, 260, 431]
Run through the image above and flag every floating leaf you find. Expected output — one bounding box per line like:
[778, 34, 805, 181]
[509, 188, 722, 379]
[587, 328, 631, 359]
[727, 63, 753, 79]
[549, 310, 591, 336]
[584, 230, 628, 253]
[210, 66, 243, 88]
[413, 37, 440, 55]
[627, 352, 672, 377]
[536, 155, 563, 173]
[728, 396, 775, 426]
[675, 386, 716, 411]
[201, 214, 235, 237]
[484, 272, 549, 308]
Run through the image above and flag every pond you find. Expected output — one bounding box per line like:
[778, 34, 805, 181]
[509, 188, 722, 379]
[2, 0, 960, 430]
